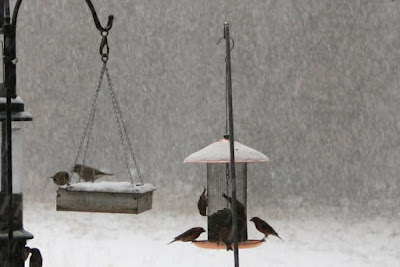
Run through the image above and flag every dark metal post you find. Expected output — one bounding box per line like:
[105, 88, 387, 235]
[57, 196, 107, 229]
[224, 22, 239, 267]
[3, 0, 16, 99]
[3, 23, 16, 99]
[1, 121, 7, 190]
[0, 0, 113, 265]
[6, 66, 13, 267]
[2, 1, 15, 265]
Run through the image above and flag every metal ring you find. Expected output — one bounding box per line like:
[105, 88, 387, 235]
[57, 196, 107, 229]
[101, 44, 110, 57]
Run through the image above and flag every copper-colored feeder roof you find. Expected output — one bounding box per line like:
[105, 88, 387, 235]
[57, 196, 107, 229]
[184, 139, 269, 163]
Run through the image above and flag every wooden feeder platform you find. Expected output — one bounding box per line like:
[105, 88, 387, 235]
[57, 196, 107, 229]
[192, 239, 264, 250]
[56, 182, 155, 214]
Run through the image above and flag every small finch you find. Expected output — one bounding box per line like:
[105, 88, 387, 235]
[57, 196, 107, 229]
[198, 187, 207, 216]
[250, 217, 283, 241]
[29, 248, 43, 267]
[222, 193, 246, 219]
[73, 164, 113, 182]
[168, 227, 205, 244]
[219, 226, 233, 251]
[49, 171, 70, 186]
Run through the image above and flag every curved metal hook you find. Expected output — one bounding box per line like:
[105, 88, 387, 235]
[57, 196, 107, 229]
[12, 0, 114, 34]
[217, 37, 235, 63]
[12, 0, 23, 26]
[85, 0, 114, 33]
[229, 38, 234, 51]
[217, 37, 234, 52]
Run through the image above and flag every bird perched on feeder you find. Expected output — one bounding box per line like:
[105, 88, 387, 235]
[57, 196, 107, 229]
[222, 193, 246, 219]
[250, 217, 283, 241]
[73, 164, 113, 182]
[198, 187, 207, 216]
[219, 226, 233, 251]
[168, 227, 206, 244]
[49, 171, 70, 186]
[29, 248, 43, 267]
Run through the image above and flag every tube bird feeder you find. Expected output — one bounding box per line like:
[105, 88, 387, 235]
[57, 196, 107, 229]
[184, 137, 269, 249]
[184, 23, 269, 256]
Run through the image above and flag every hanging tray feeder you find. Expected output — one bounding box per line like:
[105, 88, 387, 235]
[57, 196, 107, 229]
[57, 182, 155, 214]
[56, 14, 155, 214]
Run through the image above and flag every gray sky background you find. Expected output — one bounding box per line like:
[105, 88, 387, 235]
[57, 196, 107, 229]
[7, 0, 400, 215]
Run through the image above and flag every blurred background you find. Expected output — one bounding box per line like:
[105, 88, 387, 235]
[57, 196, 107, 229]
[2, 0, 400, 265]
[13, 0, 399, 215]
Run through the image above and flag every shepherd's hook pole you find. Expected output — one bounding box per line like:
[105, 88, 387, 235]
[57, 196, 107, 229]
[224, 22, 239, 267]
[1, 0, 113, 265]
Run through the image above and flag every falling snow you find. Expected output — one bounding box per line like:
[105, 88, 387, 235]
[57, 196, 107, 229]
[0, 0, 398, 266]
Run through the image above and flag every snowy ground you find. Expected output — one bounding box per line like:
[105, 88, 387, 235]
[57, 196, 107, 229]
[23, 202, 400, 267]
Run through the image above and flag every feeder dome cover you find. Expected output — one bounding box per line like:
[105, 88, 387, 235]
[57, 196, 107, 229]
[183, 139, 269, 163]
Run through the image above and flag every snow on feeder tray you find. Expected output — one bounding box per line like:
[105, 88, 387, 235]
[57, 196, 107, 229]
[184, 137, 269, 249]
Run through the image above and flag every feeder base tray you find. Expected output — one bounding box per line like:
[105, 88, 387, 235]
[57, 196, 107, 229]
[192, 239, 264, 250]
[56, 182, 155, 214]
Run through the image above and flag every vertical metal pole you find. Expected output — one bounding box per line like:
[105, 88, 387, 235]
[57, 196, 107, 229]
[1, 121, 7, 191]
[0, 0, 3, 29]
[3, 7, 16, 99]
[224, 22, 239, 267]
[6, 67, 13, 267]
[3, 0, 14, 265]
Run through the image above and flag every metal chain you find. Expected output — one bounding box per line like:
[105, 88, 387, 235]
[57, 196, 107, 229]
[70, 31, 143, 185]
[107, 72, 133, 184]
[70, 61, 107, 180]
[82, 102, 96, 165]
[105, 66, 144, 185]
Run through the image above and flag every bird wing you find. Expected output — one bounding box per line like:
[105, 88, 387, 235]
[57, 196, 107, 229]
[173, 228, 193, 241]
[173, 228, 203, 242]
[261, 221, 277, 235]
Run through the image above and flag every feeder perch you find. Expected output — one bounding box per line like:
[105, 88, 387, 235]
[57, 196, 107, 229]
[56, 182, 155, 214]
[184, 138, 269, 249]
[192, 239, 264, 250]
